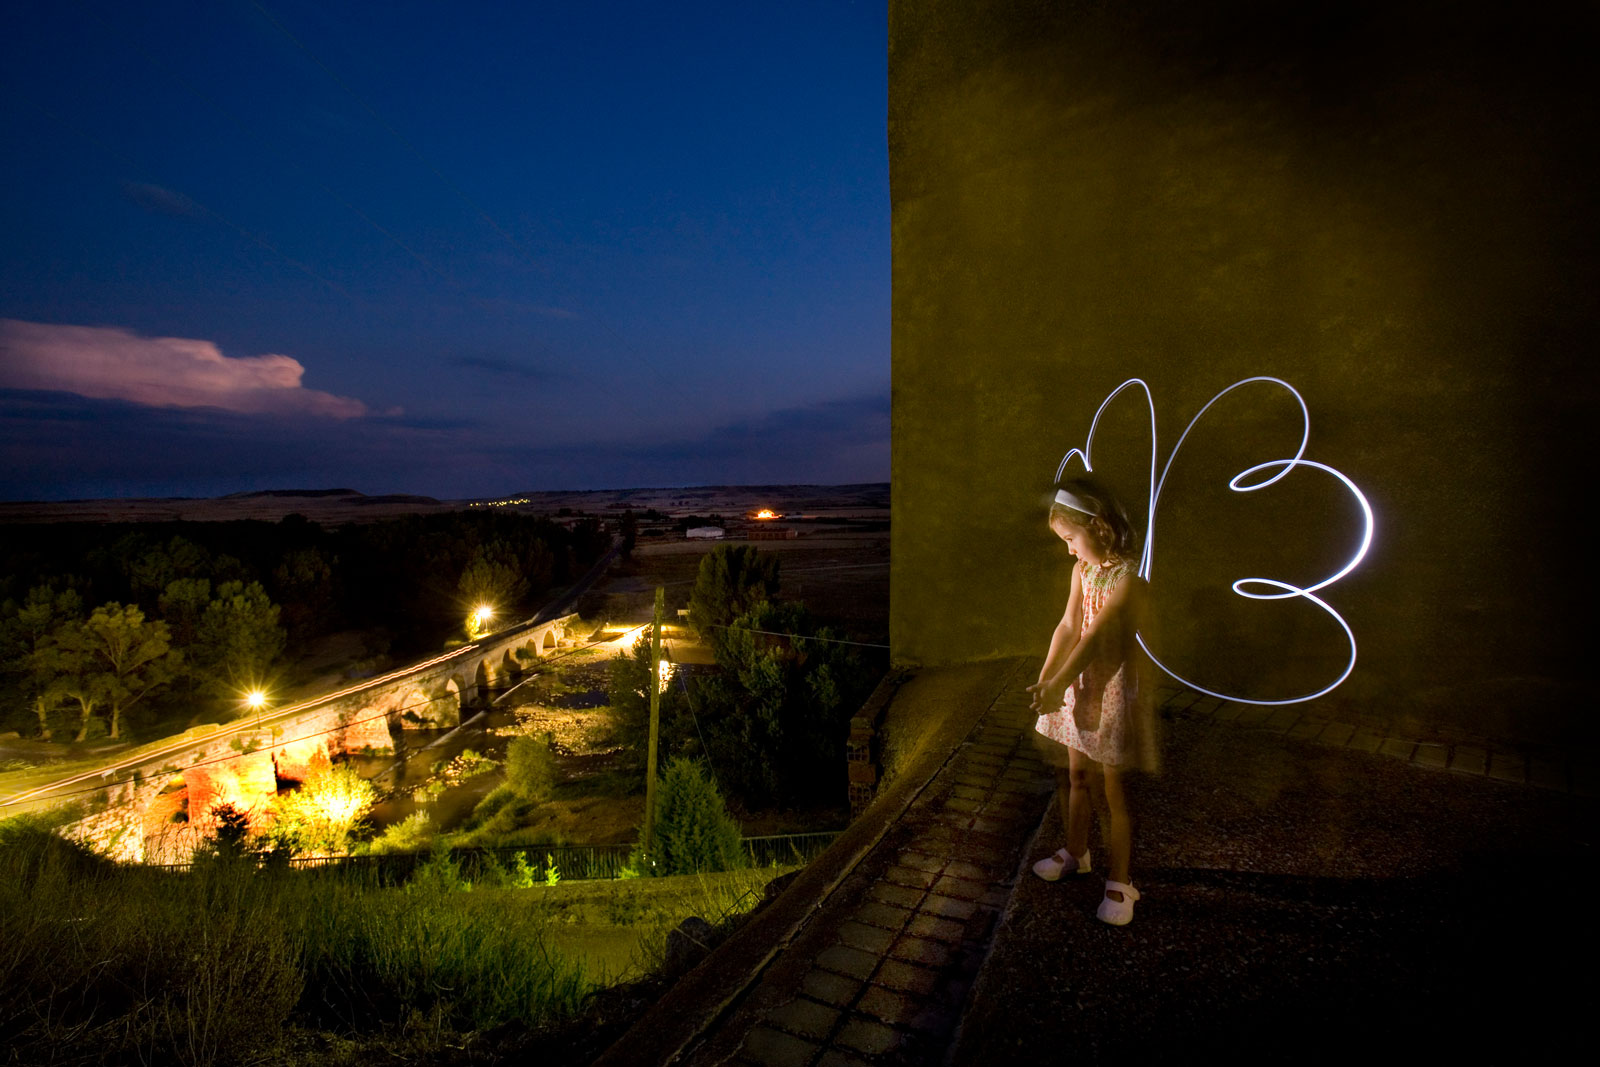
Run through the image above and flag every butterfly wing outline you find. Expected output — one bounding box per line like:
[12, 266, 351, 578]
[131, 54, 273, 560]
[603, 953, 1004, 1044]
[1056, 377, 1374, 706]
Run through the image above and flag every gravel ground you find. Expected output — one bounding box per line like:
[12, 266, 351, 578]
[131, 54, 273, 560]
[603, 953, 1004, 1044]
[954, 714, 1595, 1063]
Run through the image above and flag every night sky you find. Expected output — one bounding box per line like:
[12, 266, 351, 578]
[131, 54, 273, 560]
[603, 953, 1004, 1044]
[0, 1, 888, 501]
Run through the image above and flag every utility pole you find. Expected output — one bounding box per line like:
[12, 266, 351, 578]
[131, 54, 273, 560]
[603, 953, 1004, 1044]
[642, 585, 664, 865]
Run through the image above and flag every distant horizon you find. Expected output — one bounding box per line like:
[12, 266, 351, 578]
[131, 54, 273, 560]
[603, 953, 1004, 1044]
[0, 479, 893, 506]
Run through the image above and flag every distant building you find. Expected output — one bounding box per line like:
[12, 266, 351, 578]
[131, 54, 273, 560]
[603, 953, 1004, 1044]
[686, 526, 725, 540]
[747, 525, 797, 541]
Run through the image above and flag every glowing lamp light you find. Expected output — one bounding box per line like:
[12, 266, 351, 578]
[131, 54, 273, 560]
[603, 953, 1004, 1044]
[467, 604, 495, 638]
[1054, 377, 1375, 706]
[244, 690, 267, 710]
[656, 659, 674, 694]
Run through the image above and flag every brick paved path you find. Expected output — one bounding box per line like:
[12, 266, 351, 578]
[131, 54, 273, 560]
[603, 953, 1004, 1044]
[682, 662, 1051, 1067]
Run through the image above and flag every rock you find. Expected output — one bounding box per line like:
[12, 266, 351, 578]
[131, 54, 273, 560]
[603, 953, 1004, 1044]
[664, 916, 714, 972]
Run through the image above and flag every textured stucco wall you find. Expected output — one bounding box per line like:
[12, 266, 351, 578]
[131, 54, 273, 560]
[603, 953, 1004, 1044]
[889, 1, 1594, 742]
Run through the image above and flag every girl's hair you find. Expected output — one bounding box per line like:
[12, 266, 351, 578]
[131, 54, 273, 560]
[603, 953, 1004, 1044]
[1049, 476, 1139, 557]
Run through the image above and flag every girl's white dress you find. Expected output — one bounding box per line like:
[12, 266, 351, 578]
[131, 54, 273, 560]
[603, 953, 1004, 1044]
[1033, 557, 1158, 771]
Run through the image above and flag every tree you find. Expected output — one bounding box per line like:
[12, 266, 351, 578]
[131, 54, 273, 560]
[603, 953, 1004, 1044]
[192, 581, 286, 697]
[505, 732, 558, 802]
[457, 542, 530, 623]
[3, 586, 83, 740]
[607, 635, 695, 769]
[654, 757, 743, 875]
[75, 603, 181, 741]
[272, 547, 336, 642]
[157, 577, 210, 648]
[690, 600, 871, 808]
[687, 546, 780, 657]
[619, 511, 639, 558]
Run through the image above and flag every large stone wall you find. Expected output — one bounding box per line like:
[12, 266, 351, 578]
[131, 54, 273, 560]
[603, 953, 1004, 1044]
[889, 1, 1594, 744]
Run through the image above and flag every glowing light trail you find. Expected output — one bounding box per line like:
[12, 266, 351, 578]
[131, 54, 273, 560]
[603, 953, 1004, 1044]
[1056, 377, 1373, 706]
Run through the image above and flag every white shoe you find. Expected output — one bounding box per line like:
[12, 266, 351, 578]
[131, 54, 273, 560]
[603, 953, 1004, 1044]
[1032, 846, 1091, 882]
[1096, 880, 1141, 925]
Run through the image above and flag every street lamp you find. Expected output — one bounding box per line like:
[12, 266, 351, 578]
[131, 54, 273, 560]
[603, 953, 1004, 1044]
[243, 688, 269, 729]
[467, 604, 494, 639]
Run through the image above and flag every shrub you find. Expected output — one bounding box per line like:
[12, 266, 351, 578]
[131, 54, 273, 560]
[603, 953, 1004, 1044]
[368, 810, 433, 854]
[654, 758, 744, 875]
[505, 732, 558, 802]
[267, 763, 376, 855]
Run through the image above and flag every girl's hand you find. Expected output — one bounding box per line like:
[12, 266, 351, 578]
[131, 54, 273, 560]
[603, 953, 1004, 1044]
[1026, 679, 1065, 713]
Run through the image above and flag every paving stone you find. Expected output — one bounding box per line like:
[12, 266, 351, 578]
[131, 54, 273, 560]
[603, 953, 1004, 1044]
[1317, 722, 1356, 746]
[1449, 745, 1488, 775]
[1000, 765, 1034, 782]
[953, 773, 991, 789]
[1265, 708, 1300, 732]
[875, 958, 941, 995]
[936, 811, 975, 831]
[971, 816, 1011, 835]
[908, 913, 966, 943]
[1529, 758, 1567, 791]
[1412, 743, 1448, 768]
[920, 893, 979, 921]
[1489, 753, 1527, 783]
[835, 1017, 905, 1056]
[964, 754, 1004, 770]
[884, 865, 937, 890]
[1380, 738, 1416, 760]
[1288, 721, 1325, 741]
[741, 1026, 820, 1067]
[855, 900, 914, 931]
[1235, 706, 1272, 726]
[817, 944, 879, 981]
[815, 1051, 874, 1067]
[838, 920, 896, 954]
[869, 881, 924, 909]
[949, 840, 1008, 868]
[767, 996, 840, 1041]
[1347, 730, 1382, 753]
[802, 969, 862, 1008]
[944, 796, 982, 814]
[949, 784, 985, 800]
[944, 860, 989, 882]
[897, 850, 943, 873]
[932, 873, 989, 901]
[857, 983, 921, 1026]
[1213, 703, 1243, 721]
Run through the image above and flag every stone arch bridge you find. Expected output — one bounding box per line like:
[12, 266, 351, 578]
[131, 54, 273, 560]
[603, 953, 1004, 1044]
[40, 613, 579, 863]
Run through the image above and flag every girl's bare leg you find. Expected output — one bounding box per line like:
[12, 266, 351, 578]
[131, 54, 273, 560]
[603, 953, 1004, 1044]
[1065, 747, 1094, 860]
[1100, 764, 1133, 899]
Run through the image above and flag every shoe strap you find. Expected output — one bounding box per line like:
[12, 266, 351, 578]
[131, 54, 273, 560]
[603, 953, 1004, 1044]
[1104, 880, 1141, 900]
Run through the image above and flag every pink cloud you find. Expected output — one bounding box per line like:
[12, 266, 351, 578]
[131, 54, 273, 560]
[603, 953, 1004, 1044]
[0, 320, 370, 418]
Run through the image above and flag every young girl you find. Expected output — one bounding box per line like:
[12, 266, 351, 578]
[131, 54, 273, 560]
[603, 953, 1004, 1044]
[1026, 477, 1157, 926]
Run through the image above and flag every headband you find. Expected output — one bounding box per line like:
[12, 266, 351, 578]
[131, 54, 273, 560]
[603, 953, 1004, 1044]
[1053, 488, 1102, 516]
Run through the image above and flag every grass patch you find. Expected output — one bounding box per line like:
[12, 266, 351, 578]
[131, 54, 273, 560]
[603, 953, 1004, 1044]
[0, 819, 590, 1066]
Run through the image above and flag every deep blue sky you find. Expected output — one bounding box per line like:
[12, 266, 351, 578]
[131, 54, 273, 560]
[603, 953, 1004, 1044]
[0, 1, 888, 500]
